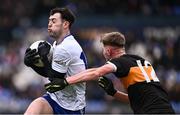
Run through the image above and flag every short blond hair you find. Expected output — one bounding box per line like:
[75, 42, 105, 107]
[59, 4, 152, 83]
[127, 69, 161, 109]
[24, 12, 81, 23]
[101, 32, 125, 47]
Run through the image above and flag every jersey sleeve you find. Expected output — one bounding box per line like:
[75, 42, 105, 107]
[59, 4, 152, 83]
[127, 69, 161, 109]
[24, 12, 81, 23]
[52, 47, 71, 73]
[109, 57, 130, 78]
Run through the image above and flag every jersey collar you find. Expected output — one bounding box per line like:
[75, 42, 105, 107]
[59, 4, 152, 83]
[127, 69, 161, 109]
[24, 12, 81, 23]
[56, 34, 72, 45]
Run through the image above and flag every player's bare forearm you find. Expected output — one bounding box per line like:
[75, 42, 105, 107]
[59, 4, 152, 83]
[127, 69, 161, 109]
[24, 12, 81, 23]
[114, 91, 129, 103]
[66, 68, 99, 84]
[66, 64, 114, 84]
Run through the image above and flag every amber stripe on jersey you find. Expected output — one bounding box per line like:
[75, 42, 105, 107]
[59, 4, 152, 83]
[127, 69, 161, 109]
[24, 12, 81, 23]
[120, 63, 159, 89]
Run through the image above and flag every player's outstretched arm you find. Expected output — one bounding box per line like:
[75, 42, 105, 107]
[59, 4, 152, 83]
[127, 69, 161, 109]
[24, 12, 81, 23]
[66, 64, 114, 84]
[98, 77, 129, 103]
[44, 68, 97, 93]
[43, 64, 115, 93]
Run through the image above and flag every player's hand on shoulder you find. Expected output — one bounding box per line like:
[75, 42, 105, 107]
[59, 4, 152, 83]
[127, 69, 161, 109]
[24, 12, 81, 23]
[98, 76, 117, 96]
[38, 41, 51, 58]
[45, 78, 69, 93]
[24, 48, 39, 67]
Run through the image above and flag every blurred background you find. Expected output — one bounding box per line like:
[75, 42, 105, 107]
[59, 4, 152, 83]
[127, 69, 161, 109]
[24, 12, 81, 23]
[0, 0, 180, 114]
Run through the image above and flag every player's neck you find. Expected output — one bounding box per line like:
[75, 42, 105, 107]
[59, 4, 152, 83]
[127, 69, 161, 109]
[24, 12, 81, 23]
[56, 30, 71, 44]
[112, 50, 126, 59]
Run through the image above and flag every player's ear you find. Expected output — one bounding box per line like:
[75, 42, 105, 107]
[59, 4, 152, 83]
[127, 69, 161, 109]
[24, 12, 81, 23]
[63, 20, 70, 29]
[106, 48, 111, 56]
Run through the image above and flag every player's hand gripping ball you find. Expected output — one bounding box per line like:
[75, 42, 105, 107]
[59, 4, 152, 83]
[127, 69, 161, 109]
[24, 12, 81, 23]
[29, 40, 53, 67]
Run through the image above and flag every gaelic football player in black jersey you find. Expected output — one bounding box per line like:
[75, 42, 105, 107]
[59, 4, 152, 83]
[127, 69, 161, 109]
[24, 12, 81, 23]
[47, 32, 175, 114]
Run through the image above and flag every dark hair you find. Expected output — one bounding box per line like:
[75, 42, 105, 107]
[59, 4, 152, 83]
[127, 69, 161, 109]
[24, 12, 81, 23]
[50, 7, 75, 28]
[101, 32, 126, 48]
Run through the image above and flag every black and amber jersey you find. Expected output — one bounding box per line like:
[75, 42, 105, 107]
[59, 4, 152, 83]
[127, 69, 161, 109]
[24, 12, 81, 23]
[109, 54, 159, 89]
[109, 54, 174, 114]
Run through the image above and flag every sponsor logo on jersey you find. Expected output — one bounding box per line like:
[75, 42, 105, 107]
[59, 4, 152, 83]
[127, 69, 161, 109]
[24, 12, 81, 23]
[54, 60, 66, 66]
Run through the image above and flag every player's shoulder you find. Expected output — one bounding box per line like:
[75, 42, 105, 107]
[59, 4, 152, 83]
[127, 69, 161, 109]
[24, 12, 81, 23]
[62, 35, 81, 49]
[54, 35, 82, 54]
[121, 54, 145, 61]
[110, 54, 145, 66]
[110, 54, 134, 61]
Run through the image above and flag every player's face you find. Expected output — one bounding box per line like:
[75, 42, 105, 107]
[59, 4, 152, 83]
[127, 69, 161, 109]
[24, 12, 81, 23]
[48, 13, 64, 39]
